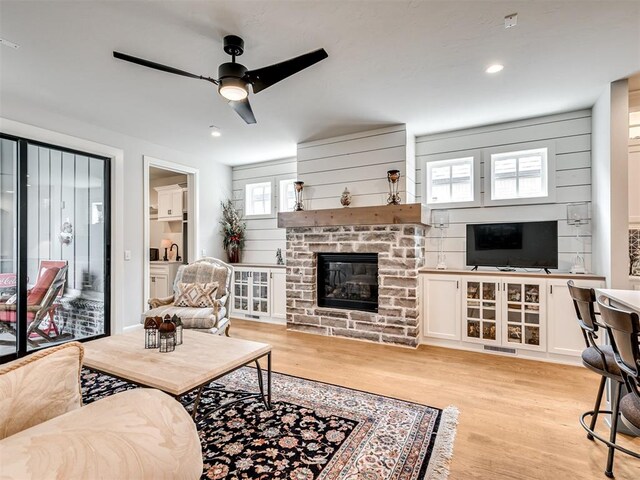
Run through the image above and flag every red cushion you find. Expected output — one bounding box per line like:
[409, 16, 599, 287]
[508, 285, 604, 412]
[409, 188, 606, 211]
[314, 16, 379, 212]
[28, 267, 60, 306]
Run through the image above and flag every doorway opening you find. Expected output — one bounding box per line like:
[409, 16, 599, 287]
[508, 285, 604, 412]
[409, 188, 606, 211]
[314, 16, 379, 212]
[143, 157, 198, 313]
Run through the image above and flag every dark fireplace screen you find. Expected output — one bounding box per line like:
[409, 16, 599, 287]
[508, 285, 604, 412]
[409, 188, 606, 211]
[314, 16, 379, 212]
[317, 253, 378, 312]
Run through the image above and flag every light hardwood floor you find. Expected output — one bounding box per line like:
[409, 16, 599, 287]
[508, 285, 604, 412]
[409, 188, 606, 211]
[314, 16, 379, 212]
[230, 319, 640, 480]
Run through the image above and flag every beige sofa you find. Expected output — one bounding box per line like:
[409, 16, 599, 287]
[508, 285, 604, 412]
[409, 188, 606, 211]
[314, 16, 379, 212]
[0, 342, 203, 479]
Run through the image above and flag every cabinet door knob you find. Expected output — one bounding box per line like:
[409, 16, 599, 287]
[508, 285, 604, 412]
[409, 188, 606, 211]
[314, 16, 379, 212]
[168, 209, 172, 215]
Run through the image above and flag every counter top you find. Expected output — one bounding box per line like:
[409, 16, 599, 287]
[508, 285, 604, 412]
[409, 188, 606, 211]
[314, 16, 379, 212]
[150, 261, 184, 265]
[597, 289, 640, 312]
[419, 268, 606, 281]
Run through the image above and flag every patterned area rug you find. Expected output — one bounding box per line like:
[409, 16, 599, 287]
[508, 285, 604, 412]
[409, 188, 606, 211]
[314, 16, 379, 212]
[81, 367, 458, 480]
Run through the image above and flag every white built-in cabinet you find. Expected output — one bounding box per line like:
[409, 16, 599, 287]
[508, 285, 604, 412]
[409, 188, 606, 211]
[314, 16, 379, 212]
[149, 262, 181, 299]
[421, 275, 461, 340]
[155, 185, 184, 221]
[421, 270, 605, 363]
[231, 266, 286, 323]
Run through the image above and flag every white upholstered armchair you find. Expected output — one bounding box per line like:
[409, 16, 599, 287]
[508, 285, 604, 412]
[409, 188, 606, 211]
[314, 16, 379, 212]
[141, 258, 233, 336]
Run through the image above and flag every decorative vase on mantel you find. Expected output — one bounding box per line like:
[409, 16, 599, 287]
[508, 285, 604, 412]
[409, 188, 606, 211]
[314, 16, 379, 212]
[340, 187, 352, 207]
[227, 245, 241, 264]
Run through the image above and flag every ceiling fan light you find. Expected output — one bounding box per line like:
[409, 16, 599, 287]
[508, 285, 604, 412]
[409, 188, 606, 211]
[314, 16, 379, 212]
[219, 84, 248, 101]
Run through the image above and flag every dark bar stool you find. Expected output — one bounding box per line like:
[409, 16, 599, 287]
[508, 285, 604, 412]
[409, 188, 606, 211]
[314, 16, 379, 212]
[568, 281, 624, 450]
[595, 296, 640, 477]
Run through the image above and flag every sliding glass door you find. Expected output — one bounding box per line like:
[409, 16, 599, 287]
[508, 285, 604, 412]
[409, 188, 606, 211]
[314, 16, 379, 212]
[0, 138, 18, 358]
[0, 134, 110, 362]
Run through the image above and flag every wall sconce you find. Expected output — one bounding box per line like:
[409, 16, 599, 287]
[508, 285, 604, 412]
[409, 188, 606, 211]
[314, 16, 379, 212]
[567, 202, 589, 274]
[432, 210, 450, 270]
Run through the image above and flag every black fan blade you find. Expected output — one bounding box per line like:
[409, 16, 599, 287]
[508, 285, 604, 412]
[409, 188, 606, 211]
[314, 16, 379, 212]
[228, 97, 257, 124]
[244, 48, 328, 94]
[113, 51, 217, 84]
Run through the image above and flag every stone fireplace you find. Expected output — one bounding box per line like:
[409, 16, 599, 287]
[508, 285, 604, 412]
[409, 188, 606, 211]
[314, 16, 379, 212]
[280, 204, 429, 347]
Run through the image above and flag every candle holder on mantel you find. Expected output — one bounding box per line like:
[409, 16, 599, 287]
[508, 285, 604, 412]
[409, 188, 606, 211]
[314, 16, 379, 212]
[293, 181, 305, 211]
[386, 170, 401, 205]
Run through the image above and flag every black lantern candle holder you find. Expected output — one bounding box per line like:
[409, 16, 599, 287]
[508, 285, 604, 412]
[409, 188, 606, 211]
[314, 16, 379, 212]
[387, 170, 401, 205]
[293, 181, 305, 211]
[159, 315, 176, 353]
[172, 314, 183, 345]
[144, 317, 159, 349]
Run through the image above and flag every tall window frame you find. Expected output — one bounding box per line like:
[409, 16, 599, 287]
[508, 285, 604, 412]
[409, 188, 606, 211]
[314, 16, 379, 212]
[423, 151, 481, 208]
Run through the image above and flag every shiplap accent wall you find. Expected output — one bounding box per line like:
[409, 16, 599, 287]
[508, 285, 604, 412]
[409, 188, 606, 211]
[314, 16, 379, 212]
[297, 125, 413, 210]
[232, 157, 296, 264]
[415, 110, 593, 272]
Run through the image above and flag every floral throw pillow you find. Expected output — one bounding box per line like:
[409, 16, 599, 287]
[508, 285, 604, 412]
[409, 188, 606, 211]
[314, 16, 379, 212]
[174, 282, 219, 308]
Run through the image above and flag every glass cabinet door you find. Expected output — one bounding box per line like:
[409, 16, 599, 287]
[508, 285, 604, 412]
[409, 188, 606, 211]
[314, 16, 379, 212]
[233, 270, 250, 314]
[250, 270, 270, 315]
[503, 280, 545, 350]
[463, 279, 500, 345]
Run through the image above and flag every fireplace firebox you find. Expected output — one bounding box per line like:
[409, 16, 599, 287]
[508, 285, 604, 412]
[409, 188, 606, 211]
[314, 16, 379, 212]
[317, 253, 378, 312]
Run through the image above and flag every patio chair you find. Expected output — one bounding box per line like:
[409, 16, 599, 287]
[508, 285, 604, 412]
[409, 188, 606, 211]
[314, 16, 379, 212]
[0, 261, 70, 347]
[141, 257, 233, 336]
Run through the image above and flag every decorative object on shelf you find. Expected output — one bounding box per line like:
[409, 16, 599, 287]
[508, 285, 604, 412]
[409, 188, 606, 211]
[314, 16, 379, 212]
[160, 238, 172, 261]
[276, 248, 284, 265]
[293, 181, 305, 211]
[386, 170, 401, 205]
[159, 315, 176, 353]
[59, 219, 73, 245]
[567, 202, 589, 274]
[144, 317, 160, 349]
[432, 210, 450, 270]
[219, 199, 246, 264]
[171, 314, 183, 345]
[340, 187, 352, 207]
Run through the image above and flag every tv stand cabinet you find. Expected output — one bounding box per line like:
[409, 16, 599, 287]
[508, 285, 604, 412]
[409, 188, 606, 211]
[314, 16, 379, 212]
[419, 269, 606, 365]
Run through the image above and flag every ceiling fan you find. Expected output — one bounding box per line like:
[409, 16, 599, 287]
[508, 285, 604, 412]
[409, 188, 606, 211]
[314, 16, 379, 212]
[113, 35, 328, 124]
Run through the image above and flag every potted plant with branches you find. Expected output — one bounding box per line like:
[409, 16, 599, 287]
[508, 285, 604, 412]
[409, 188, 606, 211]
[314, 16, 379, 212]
[219, 199, 246, 263]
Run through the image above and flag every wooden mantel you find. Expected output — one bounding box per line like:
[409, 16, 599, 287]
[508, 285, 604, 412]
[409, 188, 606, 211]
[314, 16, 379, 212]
[277, 203, 431, 228]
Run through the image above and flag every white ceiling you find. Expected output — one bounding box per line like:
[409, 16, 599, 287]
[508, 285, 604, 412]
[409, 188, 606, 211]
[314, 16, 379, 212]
[1, 1, 639, 166]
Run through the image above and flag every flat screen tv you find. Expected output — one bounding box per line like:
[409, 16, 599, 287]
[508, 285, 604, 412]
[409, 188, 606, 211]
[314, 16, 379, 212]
[466, 221, 558, 269]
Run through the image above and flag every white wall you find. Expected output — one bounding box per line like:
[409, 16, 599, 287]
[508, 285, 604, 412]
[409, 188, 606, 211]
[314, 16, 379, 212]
[592, 80, 630, 288]
[416, 110, 594, 272]
[297, 125, 413, 209]
[0, 112, 231, 331]
[232, 157, 296, 264]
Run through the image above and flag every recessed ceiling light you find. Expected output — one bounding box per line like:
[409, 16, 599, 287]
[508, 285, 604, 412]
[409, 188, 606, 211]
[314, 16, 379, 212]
[486, 64, 504, 74]
[210, 125, 222, 138]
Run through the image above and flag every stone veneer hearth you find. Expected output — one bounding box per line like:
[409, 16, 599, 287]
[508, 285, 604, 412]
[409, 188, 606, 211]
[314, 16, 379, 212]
[285, 224, 426, 347]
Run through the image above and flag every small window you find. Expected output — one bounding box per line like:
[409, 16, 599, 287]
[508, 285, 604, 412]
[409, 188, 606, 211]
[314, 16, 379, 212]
[279, 179, 296, 212]
[426, 157, 475, 205]
[490, 148, 548, 200]
[245, 181, 272, 216]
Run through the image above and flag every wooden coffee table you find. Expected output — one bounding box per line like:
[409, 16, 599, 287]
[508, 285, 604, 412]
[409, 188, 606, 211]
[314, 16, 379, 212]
[83, 329, 272, 417]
